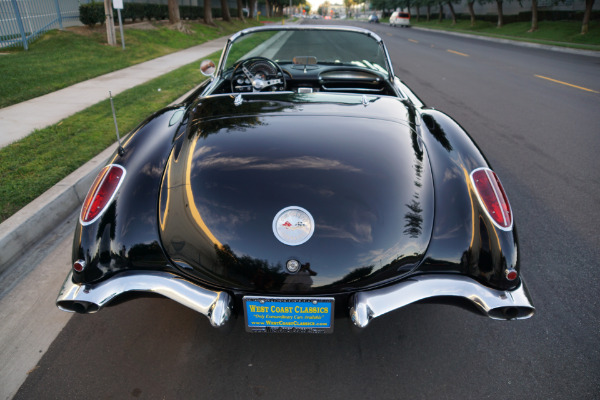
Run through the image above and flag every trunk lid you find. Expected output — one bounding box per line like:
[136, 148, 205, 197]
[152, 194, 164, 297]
[159, 94, 433, 294]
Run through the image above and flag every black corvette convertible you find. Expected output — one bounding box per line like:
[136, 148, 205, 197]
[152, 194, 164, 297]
[57, 25, 535, 333]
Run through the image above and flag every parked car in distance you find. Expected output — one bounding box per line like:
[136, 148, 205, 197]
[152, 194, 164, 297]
[390, 11, 410, 27]
[368, 13, 379, 23]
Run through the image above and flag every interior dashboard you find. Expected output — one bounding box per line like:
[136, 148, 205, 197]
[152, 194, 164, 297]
[213, 58, 398, 97]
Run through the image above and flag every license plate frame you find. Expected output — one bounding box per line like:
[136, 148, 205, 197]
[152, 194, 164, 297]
[243, 296, 334, 334]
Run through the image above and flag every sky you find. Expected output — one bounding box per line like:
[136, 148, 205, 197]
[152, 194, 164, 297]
[306, 0, 344, 11]
[307, 0, 324, 10]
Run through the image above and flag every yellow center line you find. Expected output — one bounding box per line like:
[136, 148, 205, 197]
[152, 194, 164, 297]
[386, 32, 393, 37]
[408, 39, 419, 43]
[447, 49, 469, 57]
[534, 74, 599, 93]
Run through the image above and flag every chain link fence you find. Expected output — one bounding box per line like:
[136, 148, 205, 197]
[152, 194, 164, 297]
[0, 0, 82, 50]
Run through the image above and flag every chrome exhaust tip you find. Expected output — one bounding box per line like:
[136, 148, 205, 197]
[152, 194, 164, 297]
[57, 300, 99, 314]
[350, 274, 535, 328]
[487, 306, 535, 321]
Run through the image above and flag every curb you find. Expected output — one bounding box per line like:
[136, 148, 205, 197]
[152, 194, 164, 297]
[411, 26, 600, 58]
[0, 86, 200, 275]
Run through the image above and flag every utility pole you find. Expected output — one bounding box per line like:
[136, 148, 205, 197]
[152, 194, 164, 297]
[104, 0, 117, 46]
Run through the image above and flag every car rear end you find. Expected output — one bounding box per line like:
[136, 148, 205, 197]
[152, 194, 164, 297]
[390, 11, 410, 27]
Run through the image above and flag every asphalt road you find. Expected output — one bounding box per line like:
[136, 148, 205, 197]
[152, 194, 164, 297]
[14, 22, 600, 399]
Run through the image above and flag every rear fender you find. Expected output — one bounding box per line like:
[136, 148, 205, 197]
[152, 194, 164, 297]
[72, 106, 189, 284]
[417, 109, 519, 291]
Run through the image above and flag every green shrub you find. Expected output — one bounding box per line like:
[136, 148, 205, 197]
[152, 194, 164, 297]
[180, 5, 204, 20]
[79, 2, 105, 27]
[80, 2, 231, 26]
[142, 4, 168, 20]
[122, 3, 146, 22]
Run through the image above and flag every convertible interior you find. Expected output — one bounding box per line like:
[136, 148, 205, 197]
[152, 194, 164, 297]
[206, 27, 400, 97]
[210, 55, 397, 96]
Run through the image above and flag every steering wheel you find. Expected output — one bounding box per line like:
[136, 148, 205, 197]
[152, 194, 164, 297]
[230, 57, 286, 93]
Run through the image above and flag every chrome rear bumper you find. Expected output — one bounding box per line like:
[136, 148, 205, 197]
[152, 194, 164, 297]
[56, 271, 231, 328]
[57, 271, 534, 330]
[349, 274, 535, 328]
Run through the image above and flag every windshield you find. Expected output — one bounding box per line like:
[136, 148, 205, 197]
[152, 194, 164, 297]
[222, 29, 390, 77]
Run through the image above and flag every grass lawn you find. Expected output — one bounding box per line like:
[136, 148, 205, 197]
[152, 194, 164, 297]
[0, 51, 219, 223]
[411, 19, 600, 50]
[0, 19, 260, 108]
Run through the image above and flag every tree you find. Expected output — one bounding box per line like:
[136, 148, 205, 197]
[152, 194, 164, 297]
[495, 0, 503, 27]
[204, 0, 214, 24]
[344, 0, 355, 17]
[446, 0, 458, 25]
[412, 0, 437, 22]
[371, 0, 399, 16]
[413, 2, 421, 22]
[405, 0, 436, 21]
[318, 1, 331, 16]
[529, 0, 538, 32]
[425, 0, 432, 21]
[480, 0, 506, 28]
[103, 0, 116, 46]
[581, 0, 595, 34]
[268, 0, 293, 17]
[397, 0, 413, 13]
[168, 0, 181, 24]
[221, 0, 232, 21]
[466, 0, 476, 26]
[236, 0, 245, 20]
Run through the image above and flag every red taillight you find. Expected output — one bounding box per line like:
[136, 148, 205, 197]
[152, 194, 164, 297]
[73, 260, 86, 272]
[470, 168, 513, 230]
[505, 269, 518, 281]
[80, 164, 126, 225]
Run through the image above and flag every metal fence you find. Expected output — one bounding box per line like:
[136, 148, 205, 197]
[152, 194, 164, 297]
[0, 0, 81, 50]
[1, 0, 242, 50]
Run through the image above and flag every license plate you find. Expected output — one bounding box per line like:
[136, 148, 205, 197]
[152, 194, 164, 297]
[243, 296, 334, 333]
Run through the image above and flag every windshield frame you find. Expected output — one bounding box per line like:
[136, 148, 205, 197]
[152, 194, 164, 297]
[215, 25, 395, 81]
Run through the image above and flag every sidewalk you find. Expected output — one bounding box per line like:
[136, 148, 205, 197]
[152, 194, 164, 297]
[0, 36, 228, 274]
[0, 36, 228, 149]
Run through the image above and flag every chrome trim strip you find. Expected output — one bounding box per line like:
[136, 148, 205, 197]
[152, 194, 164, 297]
[56, 271, 232, 328]
[321, 86, 384, 93]
[319, 71, 381, 80]
[349, 275, 535, 328]
[227, 24, 386, 44]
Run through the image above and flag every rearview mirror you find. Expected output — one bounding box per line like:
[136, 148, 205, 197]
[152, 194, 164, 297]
[200, 60, 215, 77]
